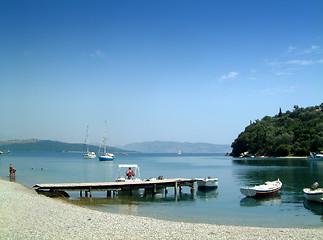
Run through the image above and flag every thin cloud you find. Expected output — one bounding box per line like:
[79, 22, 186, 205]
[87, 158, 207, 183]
[284, 45, 322, 56]
[262, 86, 296, 95]
[218, 71, 239, 82]
[266, 59, 319, 66]
[285, 60, 314, 65]
[299, 45, 322, 55]
[90, 50, 106, 58]
[284, 46, 297, 55]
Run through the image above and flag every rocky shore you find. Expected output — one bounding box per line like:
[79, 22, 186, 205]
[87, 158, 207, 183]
[0, 179, 322, 240]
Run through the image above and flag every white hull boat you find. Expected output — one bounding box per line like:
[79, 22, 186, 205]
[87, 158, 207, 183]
[240, 179, 282, 197]
[116, 164, 141, 182]
[98, 121, 114, 161]
[195, 177, 218, 189]
[83, 152, 97, 159]
[83, 125, 97, 159]
[307, 152, 323, 160]
[303, 182, 323, 203]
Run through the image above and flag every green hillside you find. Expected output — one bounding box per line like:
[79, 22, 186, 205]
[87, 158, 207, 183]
[0, 139, 126, 153]
[231, 103, 323, 157]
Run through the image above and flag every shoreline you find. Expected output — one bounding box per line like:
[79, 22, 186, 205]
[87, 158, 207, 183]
[1, 178, 322, 239]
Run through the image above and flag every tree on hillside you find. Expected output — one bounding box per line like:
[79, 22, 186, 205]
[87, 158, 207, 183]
[231, 103, 323, 157]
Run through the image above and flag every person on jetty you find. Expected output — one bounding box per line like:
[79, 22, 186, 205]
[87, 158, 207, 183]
[9, 164, 16, 176]
[126, 167, 135, 179]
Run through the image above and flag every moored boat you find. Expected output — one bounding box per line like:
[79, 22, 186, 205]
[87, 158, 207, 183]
[195, 177, 218, 189]
[307, 152, 323, 160]
[83, 152, 97, 159]
[98, 121, 114, 161]
[240, 179, 282, 197]
[303, 182, 323, 203]
[83, 125, 97, 159]
[116, 164, 141, 182]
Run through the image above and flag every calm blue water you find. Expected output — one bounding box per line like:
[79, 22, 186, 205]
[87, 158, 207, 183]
[1, 152, 322, 228]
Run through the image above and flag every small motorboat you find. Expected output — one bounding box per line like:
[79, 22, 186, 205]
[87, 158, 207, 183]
[307, 152, 323, 160]
[195, 177, 218, 189]
[240, 179, 282, 197]
[303, 182, 323, 203]
[116, 164, 141, 182]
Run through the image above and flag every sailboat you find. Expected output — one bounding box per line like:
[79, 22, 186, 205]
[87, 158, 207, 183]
[98, 121, 115, 161]
[83, 125, 97, 159]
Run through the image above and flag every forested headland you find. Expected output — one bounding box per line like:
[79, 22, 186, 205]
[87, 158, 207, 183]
[231, 103, 323, 157]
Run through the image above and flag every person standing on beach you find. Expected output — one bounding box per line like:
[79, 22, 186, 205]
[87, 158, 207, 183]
[9, 164, 16, 176]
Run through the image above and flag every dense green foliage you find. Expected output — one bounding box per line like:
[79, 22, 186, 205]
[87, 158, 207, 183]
[231, 104, 323, 157]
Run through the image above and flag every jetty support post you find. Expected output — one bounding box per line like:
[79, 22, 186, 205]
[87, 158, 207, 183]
[80, 191, 83, 197]
[179, 186, 183, 194]
[153, 184, 157, 196]
[107, 190, 111, 197]
[89, 187, 92, 198]
[174, 181, 177, 197]
[191, 182, 195, 194]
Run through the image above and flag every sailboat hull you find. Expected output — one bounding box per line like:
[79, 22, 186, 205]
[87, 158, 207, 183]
[99, 156, 114, 161]
[99, 154, 115, 161]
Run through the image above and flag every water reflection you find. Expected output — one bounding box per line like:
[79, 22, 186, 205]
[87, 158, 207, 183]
[9, 175, 16, 182]
[232, 157, 323, 222]
[303, 200, 323, 216]
[240, 194, 282, 207]
[196, 188, 218, 201]
[233, 158, 308, 167]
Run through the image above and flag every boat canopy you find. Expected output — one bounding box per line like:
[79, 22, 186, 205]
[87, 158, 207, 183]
[116, 164, 141, 180]
[118, 164, 139, 168]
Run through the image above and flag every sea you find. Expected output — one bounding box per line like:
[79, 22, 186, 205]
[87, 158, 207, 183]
[0, 152, 322, 228]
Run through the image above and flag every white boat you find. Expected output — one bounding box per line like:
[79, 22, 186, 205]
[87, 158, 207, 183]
[195, 177, 218, 189]
[116, 164, 167, 194]
[83, 125, 97, 159]
[178, 150, 182, 155]
[303, 182, 323, 203]
[98, 121, 114, 161]
[240, 179, 282, 197]
[307, 152, 323, 160]
[116, 164, 141, 182]
[83, 152, 97, 159]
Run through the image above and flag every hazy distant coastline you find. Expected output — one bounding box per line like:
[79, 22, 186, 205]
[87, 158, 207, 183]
[123, 141, 231, 153]
[0, 139, 231, 153]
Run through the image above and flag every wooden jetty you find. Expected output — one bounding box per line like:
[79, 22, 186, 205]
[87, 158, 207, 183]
[33, 178, 196, 198]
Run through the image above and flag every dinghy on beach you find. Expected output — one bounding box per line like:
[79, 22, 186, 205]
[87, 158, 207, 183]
[240, 179, 282, 197]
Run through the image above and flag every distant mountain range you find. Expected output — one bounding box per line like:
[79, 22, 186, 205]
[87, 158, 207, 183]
[123, 141, 231, 153]
[0, 139, 126, 153]
[0, 139, 231, 153]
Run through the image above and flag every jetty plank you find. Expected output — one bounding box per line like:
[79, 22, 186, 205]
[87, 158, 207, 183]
[33, 178, 196, 193]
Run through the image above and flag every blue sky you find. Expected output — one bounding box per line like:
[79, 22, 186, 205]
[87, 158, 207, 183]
[1, 0, 322, 147]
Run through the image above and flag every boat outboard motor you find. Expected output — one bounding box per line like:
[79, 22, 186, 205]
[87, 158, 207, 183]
[311, 182, 319, 190]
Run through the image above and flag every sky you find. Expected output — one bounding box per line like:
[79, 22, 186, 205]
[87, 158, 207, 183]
[0, 0, 322, 147]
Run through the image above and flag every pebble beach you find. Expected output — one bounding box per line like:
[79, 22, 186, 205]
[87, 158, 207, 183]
[0, 179, 322, 240]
